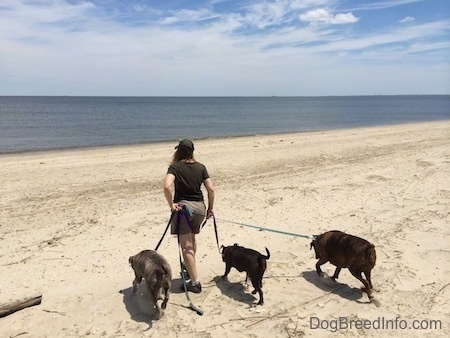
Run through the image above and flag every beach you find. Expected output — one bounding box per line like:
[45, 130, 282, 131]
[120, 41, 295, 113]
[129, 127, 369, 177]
[0, 121, 449, 337]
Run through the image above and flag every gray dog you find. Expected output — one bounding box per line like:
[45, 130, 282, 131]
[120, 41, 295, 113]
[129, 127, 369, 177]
[129, 250, 172, 319]
[221, 243, 270, 305]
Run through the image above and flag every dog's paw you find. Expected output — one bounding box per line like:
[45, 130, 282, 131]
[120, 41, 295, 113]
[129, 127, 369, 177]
[321, 272, 340, 287]
[320, 271, 330, 279]
[370, 297, 381, 308]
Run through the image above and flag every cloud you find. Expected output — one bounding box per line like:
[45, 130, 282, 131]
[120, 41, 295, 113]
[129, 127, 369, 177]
[290, 0, 332, 10]
[243, 0, 290, 29]
[346, 0, 423, 11]
[400, 16, 415, 23]
[0, 0, 448, 96]
[160, 8, 219, 25]
[299, 8, 359, 25]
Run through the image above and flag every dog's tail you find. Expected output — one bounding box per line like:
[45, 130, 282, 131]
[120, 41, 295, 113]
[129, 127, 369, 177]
[310, 234, 319, 250]
[366, 244, 376, 266]
[262, 247, 270, 260]
[310, 235, 321, 259]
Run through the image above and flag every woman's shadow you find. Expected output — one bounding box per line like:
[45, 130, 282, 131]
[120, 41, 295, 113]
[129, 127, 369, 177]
[301, 270, 368, 303]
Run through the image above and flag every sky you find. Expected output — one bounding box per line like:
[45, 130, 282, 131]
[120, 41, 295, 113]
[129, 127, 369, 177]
[1, 0, 449, 96]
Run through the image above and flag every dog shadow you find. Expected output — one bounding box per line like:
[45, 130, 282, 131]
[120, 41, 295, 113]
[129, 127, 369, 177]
[213, 275, 257, 307]
[119, 282, 163, 329]
[301, 270, 367, 303]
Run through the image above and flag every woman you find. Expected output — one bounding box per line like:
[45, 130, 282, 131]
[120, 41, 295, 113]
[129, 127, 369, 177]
[163, 139, 215, 293]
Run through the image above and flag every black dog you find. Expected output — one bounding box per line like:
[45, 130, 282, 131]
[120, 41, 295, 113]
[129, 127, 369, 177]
[221, 243, 270, 305]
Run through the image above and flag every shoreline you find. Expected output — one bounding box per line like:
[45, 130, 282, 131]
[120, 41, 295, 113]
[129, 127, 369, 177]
[1, 120, 449, 337]
[1, 120, 449, 156]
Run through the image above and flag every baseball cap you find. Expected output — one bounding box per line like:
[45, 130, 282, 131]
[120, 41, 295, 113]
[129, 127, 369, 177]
[175, 139, 194, 151]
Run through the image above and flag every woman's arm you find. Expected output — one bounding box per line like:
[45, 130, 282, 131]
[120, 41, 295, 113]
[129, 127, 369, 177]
[203, 177, 215, 218]
[163, 173, 178, 211]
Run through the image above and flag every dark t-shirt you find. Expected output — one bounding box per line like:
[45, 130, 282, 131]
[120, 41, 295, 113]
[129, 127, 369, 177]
[167, 161, 210, 202]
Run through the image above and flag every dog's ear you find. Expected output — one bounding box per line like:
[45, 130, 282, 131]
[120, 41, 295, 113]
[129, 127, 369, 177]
[129, 256, 133, 265]
[220, 245, 224, 253]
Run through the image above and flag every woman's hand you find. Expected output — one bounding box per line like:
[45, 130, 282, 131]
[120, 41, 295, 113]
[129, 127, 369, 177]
[171, 203, 183, 212]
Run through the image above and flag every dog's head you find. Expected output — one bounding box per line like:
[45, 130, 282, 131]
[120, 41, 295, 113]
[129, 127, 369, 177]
[220, 243, 238, 262]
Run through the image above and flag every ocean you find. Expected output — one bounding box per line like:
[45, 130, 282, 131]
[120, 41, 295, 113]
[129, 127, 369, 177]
[0, 95, 449, 154]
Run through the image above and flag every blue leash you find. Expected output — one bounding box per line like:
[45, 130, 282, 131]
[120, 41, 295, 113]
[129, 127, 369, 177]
[201, 215, 313, 240]
[154, 210, 204, 315]
[176, 210, 204, 316]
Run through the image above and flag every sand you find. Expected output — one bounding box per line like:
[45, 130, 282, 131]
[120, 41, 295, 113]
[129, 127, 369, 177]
[0, 121, 449, 337]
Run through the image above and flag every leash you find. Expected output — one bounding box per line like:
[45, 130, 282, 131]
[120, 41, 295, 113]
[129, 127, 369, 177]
[201, 214, 221, 252]
[154, 210, 204, 315]
[178, 253, 203, 316]
[176, 210, 204, 316]
[154, 212, 174, 251]
[198, 213, 313, 240]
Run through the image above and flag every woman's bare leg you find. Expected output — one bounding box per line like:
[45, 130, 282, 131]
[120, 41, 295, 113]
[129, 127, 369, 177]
[179, 232, 199, 282]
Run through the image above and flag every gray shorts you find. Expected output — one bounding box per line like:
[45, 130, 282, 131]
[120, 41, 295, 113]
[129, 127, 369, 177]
[170, 200, 206, 235]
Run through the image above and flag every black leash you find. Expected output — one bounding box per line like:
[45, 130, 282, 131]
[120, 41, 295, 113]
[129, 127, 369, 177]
[154, 212, 174, 251]
[201, 215, 221, 252]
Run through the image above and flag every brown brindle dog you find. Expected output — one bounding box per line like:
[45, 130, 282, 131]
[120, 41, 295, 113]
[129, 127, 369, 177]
[310, 230, 376, 300]
[129, 250, 172, 319]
